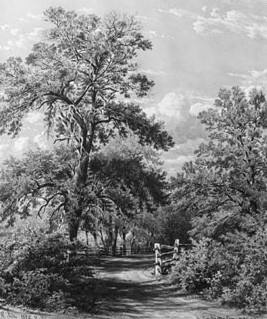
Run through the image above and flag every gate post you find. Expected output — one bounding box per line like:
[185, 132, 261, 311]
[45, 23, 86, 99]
[154, 243, 161, 276]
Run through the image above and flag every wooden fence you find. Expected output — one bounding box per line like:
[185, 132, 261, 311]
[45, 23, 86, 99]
[66, 245, 153, 261]
[154, 239, 191, 275]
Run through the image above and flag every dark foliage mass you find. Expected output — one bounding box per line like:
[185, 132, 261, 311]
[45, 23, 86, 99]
[0, 230, 96, 312]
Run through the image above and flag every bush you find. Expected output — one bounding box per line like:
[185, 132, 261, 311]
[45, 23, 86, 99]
[0, 229, 95, 311]
[170, 238, 217, 292]
[170, 229, 267, 313]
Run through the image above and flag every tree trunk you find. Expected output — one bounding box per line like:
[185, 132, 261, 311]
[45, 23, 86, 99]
[122, 231, 127, 256]
[68, 219, 80, 242]
[112, 224, 119, 256]
[108, 215, 113, 253]
[85, 230, 89, 245]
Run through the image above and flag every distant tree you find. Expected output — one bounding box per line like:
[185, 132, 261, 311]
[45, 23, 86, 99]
[0, 7, 174, 240]
[87, 133, 170, 253]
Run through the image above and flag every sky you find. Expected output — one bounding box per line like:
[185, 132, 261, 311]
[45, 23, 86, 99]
[1, 0, 267, 174]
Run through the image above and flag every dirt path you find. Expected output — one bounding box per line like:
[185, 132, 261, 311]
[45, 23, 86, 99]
[1, 255, 266, 319]
[86, 254, 266, 319]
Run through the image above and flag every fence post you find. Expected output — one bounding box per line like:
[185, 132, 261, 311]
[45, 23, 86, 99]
[173, 239, 179, 263]
[154, 243, 161, 276]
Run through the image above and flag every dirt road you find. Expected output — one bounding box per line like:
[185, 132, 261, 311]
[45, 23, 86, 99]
[87, 254, 266, 319]
[1, 255, 266, 319]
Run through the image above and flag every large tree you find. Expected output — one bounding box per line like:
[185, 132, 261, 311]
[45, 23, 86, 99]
[173, 87, 267, 239]
[0, 7, 174, 240]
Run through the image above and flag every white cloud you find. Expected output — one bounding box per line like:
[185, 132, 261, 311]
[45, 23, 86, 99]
[0, 144, 8, 150]
[147, 30, 158, 37]
[19, 17, 29, 22]
[136, 15, 155, 21]
[13, 137, 29, 153]
[25, 111, 43, 124]
[33, 133, 47, 149]
[158, 92, 187, 119]
[189, 102, 212, 116]
[169, 8, 188, 17]
[201, 6, 207, 12]
[228, 69, 267, 87]
[245, 24, 267, 39]
[192, 8, 267, 39]
[143, 106, 157, 117]
[15, 36, 26, 48]
[26, 12, 44, 20]
[158, 8, 190, 18]
[193, 19, 223, 35]
[26, 27, 45, 40]
[77, 7, 94, 14]
[0, 24, 10, 31]
[193, 9, 245, 36]
[11, 28, 20, 36]
[226, 10, 245, 22]
[140, 69, 167, 76]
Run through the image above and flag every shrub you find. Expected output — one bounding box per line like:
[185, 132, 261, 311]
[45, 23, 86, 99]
[170, 229, 267, 313]
[170, 238, 217, 292]
[0, 229, 95, 311]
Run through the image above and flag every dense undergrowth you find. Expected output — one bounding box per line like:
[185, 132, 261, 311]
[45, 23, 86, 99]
[0, 229, 97, 312]
[170, 229, 267, 313]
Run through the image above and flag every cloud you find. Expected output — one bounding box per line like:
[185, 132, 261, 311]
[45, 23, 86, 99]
[143, 106, 157, 117]
[26, 12, 44, 20]
[245, 24, 267, 39]
[158, 92, 188, 120]
[140, 69, 167, 76]
[192, 8, 267, 39]
[228, 69, 267, 87]
[11, 28, 20, 36]
[158, 5, 267, 40]
[0, 144, 8, 150]
[193, 9, 245, 36]
[147, 30, 158, 37]
[77, 7, 94, 14]
[162, 138, 206, 173]
[146, 30, 174, 39]
[2, 35, 26, 49]
[26, 27, 45, 40]
[136, 15, 156, 21]
[158, 8, 189, 18]
[25, 111, 43, 124]
[19, 17, 29, 22]
[2, 46, 11, 51]
[0, 24, 10, 31]
[33, 133, 47, 149]
[13, 137, 29, 154]
[189, 102, 212, 116]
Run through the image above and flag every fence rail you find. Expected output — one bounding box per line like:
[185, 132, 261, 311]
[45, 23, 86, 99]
[154, 239, 186, 275]
[66, 245, 153, 261]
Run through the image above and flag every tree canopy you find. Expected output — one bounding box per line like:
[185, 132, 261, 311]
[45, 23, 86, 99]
[0, 7, 174, 241]
[172, 87, 267, 239]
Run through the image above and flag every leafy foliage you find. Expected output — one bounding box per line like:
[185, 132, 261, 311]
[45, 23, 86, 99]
[0, 7, 174, 240]
[0, 229, 96, 311]
[170, 87, 267, 313]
